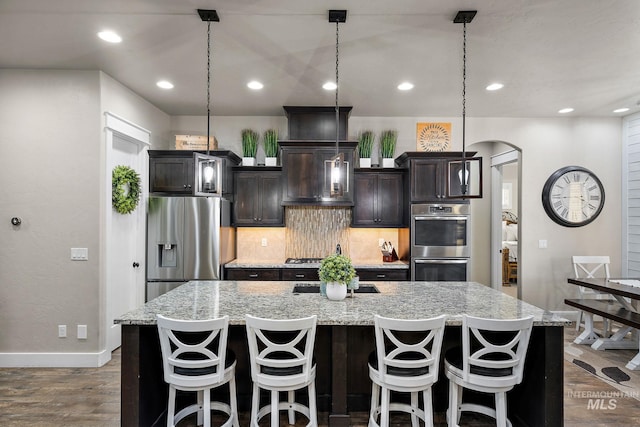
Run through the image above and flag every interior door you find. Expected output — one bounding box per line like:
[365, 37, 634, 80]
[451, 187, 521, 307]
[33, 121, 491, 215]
[105, 113, 149, 355]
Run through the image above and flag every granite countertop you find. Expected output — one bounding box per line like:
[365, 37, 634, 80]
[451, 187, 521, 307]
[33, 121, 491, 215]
[224, 259, 409, 269]
[116, 281, 569, 327]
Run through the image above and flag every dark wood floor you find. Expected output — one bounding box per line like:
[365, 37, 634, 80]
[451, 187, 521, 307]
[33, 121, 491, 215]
[1, 327, 639, 426]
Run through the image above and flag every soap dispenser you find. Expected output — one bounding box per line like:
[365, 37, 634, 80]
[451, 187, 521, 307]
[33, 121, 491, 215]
[336, 243, 342, 255]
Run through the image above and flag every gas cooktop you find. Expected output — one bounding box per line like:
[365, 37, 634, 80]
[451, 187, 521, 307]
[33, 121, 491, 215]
[285, 258, 323, 264]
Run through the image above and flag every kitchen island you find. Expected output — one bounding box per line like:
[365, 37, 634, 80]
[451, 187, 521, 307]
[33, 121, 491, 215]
[116, 281, 568, 427]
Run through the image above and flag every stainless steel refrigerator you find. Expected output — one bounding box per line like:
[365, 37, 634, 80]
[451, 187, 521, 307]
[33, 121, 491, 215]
[146, 196, 235, 301]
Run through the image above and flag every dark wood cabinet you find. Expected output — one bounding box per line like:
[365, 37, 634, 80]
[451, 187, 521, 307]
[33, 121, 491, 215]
[356, 268, 409, 281]
[233, 168, 284, 226]
[281, 268, 320, 281]
[148, 150, 241, 196]
[280, 141, 357, 206]
[396, 152, 475, 203]
[352, 170, 404, 227]
[149, 155, 194, 194]
[225, 268, 280, 281]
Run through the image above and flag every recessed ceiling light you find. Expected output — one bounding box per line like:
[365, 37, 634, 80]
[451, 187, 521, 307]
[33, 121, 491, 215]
[156, 80, 174, 89]
[613, 107, 630, 113]
[397, 82, 414, 91]
[247, 80, 264, 90]
[558, 108, 574, 114]
[486, 83, 504, 91]
[323, 82, 337, 90]
[97, 30, 122, 43]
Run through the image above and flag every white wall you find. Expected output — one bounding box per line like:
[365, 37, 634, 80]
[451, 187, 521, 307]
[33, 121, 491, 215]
[0, 69, 170, 366]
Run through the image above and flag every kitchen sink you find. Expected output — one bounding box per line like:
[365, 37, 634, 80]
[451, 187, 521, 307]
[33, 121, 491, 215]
[292, 283, 380, 294]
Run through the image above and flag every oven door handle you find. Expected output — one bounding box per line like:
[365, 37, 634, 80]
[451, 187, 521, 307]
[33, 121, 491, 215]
[413, 216, 469, 221]
[414, 259, 468, 264]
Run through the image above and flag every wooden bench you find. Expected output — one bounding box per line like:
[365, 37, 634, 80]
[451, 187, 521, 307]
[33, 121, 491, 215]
[565, 299, 640, 330]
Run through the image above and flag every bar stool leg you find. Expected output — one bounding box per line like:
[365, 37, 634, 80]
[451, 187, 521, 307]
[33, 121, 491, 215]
[495, 391, 508, 427]
[380, 387, 390, 427]
[271, 390, 279, 426]
[308, 382, 318, 426]
[203, 388, 211, 427]
[250, 383, 259, 427]
[410, 392, 419, 427]
[423, 388, 433, 427]
[167, 386, 176, 427]
[230, 377, 240, 427]
[369, 383, 379, 426]
[197, 390, 204, 425]
[287, 390, 295, 424]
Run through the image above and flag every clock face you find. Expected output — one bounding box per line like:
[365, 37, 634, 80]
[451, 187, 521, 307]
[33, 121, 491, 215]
[541, 166, 605, 227]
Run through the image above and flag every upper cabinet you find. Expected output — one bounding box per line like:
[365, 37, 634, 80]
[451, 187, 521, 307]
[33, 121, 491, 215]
[352, 170, 404, 227]
[396, 152, 475, 203]
[280, 141, 356, 206]
[233, 168, 284, 226]
[148, 150, 241, 196]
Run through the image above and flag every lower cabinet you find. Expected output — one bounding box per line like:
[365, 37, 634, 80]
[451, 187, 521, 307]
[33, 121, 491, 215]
[225, 266, 409, 281]
[356, 268, 409, 281]
[224, 269, 280, 281]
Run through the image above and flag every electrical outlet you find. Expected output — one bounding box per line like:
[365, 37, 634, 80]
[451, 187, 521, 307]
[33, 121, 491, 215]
[58, 325, 67, 338]
[378, 238, 385, 246]
[539, 239, 548, 249]
[77, 325, 87, 340]
[261, 238, 267, 247]
[70, 247, 88, 261]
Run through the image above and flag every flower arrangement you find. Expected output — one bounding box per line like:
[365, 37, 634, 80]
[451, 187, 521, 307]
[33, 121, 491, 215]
[263, 129, 279, 158]
[318, 253, 356, 285]
[380, 129, 398, 159]
[241, 128, 259, 158]
[357, 130, 374, 159]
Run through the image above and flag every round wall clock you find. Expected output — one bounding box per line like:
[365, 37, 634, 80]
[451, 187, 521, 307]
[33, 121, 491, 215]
[541, 166, 605, 227]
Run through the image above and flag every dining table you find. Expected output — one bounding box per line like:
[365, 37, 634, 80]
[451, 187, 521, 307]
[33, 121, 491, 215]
[567, 277, 640, 370]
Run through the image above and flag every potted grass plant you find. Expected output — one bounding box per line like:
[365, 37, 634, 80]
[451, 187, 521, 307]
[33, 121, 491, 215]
[380, 130, 398, 168]
[241, 128, 259, 166]
[318, 253, 356, 301]
[357, 130, 374, 168]
[263, 129, 279, 166]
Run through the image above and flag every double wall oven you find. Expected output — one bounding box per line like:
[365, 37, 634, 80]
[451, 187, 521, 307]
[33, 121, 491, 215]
[410, 203, 470, 281]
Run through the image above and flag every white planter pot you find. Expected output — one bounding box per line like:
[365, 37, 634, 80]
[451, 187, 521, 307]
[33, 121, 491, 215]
[382, 158, 395, 168]
[242, 157, 256, 166]
[359, 158, 372, 168]
[265, 157, 278, 166]
[325, 282, 347, 301]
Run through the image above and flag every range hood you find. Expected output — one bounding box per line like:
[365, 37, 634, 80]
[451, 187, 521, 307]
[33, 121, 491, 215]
[283, 106, 352, 141]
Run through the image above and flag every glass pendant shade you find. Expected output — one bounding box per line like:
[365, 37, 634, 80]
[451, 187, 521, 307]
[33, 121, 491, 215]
[194, 152, 221, 196]
[330, 153, 344, 197]
[447, 156, 483, 198]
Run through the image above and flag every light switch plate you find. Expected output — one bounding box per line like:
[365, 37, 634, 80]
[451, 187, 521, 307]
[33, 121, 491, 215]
[538, 240, 548, 249]
[77, 324, 87, 340]
[261, 238, 267, 247]
[71, 248, 88, 261]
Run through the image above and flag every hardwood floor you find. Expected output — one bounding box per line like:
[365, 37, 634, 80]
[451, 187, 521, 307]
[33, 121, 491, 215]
[1, 327, 639, 426]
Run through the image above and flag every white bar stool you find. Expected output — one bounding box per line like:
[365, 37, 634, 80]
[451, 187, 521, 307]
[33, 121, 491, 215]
[444, 314, 534, 427]
[245, 314, 318, 427]
[368, 314, 446, 427]
[156, 314, 239, 427]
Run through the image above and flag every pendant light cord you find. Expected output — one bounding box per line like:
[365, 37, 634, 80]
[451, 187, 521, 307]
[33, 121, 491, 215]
[206, 21, 212, 155]
[335, 20, 340, 155]
[461, 19, 468, 193]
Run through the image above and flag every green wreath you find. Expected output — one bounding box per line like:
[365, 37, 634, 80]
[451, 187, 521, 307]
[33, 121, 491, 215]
[112, 165, 141, 214]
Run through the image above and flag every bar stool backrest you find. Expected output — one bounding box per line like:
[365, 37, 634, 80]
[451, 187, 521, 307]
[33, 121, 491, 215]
[245, 314, 317, 388]
[374, 314, 446, 389]
[157, 314, 230, 388]
[461, 314, 534, 388]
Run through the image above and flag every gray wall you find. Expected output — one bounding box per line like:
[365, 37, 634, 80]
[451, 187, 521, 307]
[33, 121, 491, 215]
[0, 69, 623, 365]
[0, 70, 169, 365]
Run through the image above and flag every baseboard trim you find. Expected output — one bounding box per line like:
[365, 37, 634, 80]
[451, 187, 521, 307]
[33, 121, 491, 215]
[0, 349, 112, 368]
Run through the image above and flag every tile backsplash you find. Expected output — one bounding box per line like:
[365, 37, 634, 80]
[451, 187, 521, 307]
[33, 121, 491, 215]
[236, 207, 405, 262]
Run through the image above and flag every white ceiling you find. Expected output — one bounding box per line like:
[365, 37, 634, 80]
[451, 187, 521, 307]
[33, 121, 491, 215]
[1, 0, 639, 118]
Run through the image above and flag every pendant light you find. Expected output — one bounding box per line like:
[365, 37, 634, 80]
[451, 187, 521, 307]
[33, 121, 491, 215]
[195, 9, 221, 196]
[329, 10, 347, 198]
[447, 10, 483, 199]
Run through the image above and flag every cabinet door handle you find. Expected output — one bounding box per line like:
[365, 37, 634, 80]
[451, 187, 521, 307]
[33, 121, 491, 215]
[253, 217, 258, 221]
[295, 274, 305, 278]
[248, 273, 259, 278]
[376, 274, 386, 278]
[258, 217, 262, 221]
